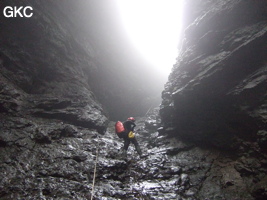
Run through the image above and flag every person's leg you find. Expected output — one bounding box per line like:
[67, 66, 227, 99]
[123, 138, 130, 151]
[123, 138, 130, 158]
[131, 137, 142, 156]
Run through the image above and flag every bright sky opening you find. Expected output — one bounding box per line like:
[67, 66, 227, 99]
[115, 0, 184, 76]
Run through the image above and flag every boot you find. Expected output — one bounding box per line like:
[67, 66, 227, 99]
[136, 146, 142, 157]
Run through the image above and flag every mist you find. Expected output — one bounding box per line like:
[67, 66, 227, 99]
[60, 0, 184, 120]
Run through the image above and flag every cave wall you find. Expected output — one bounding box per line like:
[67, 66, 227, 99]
[159, 1, 267, 198]
[0, 1, 165, 198]
[160, 0, 267, 150]
[0, 0, 163, 124]
[0, 0, 113, 133]
[0, 0, 267, 199]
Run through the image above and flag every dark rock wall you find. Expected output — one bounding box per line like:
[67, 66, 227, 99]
[160, 0, 267, 198]
[0, 0, 163, 122]
[0, 1, 172, 199]
[0, 0, 110, 133]
[0, 1, 165, 198]
[161, 0, 267, 149]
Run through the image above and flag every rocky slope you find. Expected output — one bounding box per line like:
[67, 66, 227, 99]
[1, 111, 265, 200]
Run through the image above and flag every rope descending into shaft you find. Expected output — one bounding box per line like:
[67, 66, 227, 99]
[91, 136, 100, 200]
[145, 105, 154, 116]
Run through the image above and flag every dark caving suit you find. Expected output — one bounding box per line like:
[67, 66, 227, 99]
[121, 118, 142, 158]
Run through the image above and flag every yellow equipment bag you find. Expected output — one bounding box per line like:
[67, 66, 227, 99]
[128, 131, 135, 138]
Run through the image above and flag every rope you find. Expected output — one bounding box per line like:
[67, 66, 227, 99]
[91, 136, 100, 200]
[145, 105, 154, 116]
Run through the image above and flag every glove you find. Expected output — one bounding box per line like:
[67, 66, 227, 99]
[128, 131, 135, 138]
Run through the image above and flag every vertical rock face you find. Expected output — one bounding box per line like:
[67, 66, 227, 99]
[0, 0, 109, 133]
[160, 0, 267, 199]
[161, 0, 267, 149]
[0, 0, 163, 122]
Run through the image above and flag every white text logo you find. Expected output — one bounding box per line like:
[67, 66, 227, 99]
[3, 6, 33, 18]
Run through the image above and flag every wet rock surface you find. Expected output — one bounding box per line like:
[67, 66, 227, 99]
[2, 111, 266, 199]
[160, 0, 267, 147]
[159, 0, 267, 199]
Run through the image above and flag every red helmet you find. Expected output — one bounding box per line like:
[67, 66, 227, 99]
[127, 117, 135, 122]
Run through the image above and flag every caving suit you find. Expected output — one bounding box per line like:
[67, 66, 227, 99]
[121, 120, 142, 158]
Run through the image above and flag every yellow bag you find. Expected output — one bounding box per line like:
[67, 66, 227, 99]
[128, 131, 135, 138]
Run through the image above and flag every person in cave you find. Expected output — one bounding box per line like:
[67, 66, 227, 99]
[121, 117, 142, 159]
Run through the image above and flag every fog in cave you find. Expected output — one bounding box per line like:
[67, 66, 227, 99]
[55, 0, 184, 120]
